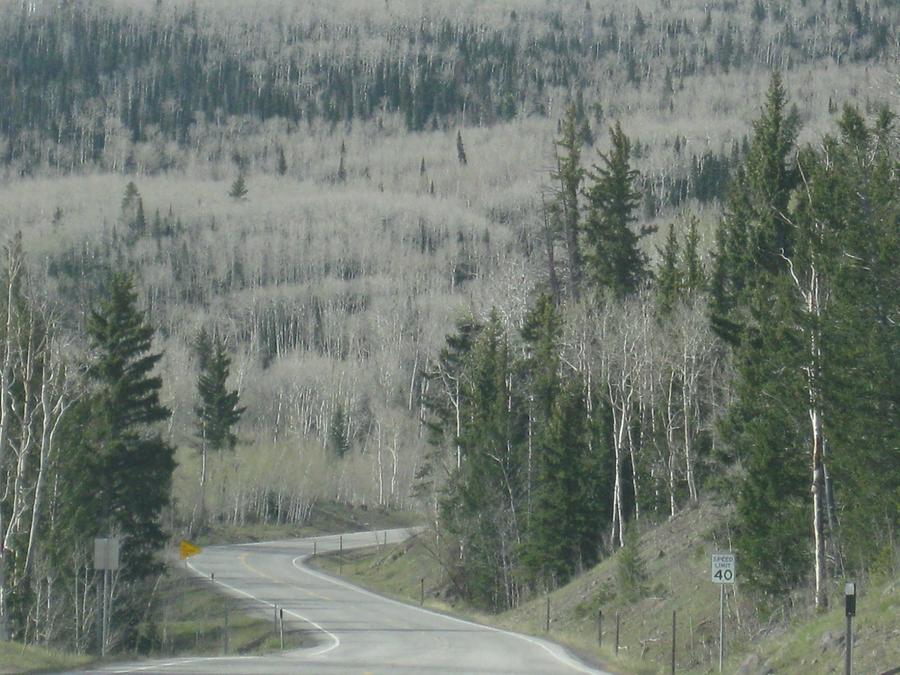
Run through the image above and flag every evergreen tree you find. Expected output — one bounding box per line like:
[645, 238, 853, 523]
[337, 141, 347, 182]
[329, 402, 351, 459]
[456, 130, 467, 165]
[228, 174, 248, 200]
[276, 146, 288, 175]
[552, 104, 585, 301]
[582, 121, 647, 298]
[194, 331, 244, 525]
[656, 223, 681, 314]
[121, 181, 139, 212]
[131, 197, 146, 238]
[710, 72, 798, 344]
[680, 215, 706, 295]
[57, 273, 174, 579]
[441, 311, 525, 610]
[722, 90, 899, 608]
[616, 525, 648, 602]
[523, 379, 600, 587]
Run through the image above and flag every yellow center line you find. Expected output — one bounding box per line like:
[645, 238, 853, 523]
[238, 552, 331, 601]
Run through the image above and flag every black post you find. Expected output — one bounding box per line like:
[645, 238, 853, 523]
[545, 596, 550, 632]
[844, 582, 856, 675]
[615, 611, 620, 655]
[598, 609, 602, 647]
[280, 608, 284, 650]
[223, 602, 229, 655]
[845, 614, 852, 675]
[420, 577, 425, 606]
[671, 610, 676, 674]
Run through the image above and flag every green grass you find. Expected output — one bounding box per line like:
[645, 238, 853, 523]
[142, 567, 314, 657]
[311, 506, 900, 675]
[0, 640, 92, 674]
[750, 577, 900, 675]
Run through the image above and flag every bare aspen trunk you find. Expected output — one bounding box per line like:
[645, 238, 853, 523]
[784, 215, 829, 610]
[26, 360, 68, 574]
[811, 407, 827, 610]
[627, 417, 640, 523]
[683, 346, 699, 502]
[376, 423, 384, 507]
[0, 236, 23, 640]
[665, 371, 678, 518]
[454, 379, 462, 469]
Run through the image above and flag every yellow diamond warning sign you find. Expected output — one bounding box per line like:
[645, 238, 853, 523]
[179, 540, 202, 560]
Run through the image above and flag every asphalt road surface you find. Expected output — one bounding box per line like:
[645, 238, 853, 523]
[85, 528, 608, 674]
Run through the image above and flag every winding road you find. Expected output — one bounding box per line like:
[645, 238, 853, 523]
[86, 529, 607, 674]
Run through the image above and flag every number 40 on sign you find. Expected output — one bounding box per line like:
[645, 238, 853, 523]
[711, 552, 736, 584]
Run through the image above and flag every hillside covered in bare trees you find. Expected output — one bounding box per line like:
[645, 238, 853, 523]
[0, 0, 896, 658]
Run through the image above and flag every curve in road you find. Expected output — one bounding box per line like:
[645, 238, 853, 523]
[85, 529, 609, 674]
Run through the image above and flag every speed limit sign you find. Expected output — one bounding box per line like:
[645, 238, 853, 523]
[711, 552, 736, 584]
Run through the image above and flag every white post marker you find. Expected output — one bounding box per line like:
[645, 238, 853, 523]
[711, 552, 736, 672]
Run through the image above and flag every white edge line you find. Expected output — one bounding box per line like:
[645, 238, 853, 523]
[291, 551, 605, 675]
[185, 558, 341, 658]
[103, 655, 258, 673]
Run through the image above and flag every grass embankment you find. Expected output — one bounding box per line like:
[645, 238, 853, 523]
[0, 641, 92, 674]
[0, 569, 295, 674]
[312, 505, 900, 675]
[147, 565, 312, 657]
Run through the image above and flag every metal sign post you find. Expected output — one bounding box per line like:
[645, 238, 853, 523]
[711, 552, 736, 672]
[844, 582, 856, 675]
[94, 537, 120, 657]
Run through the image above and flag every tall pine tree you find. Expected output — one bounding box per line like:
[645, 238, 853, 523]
[194, 331, 244, 528]
[56, 273, 174, 580]
[582, 121, 647, 298]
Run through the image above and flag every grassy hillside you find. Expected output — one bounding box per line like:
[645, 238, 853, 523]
[313, 505, 900, 674]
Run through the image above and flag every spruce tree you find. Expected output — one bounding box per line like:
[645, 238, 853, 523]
[616, 526, 648, 602]
[656, 223, 681, 314]
[194, 331, 244, 525]
[57, 273, 174, 580]
[680, 215, 706, 295]
[710, 72, 798, 344]
[456, 130, 467, 165]
[228, 173, 248, 200]
[329, 403, 351, 459]
[582, 121, 647, 298]
[552, 104, 585, 301]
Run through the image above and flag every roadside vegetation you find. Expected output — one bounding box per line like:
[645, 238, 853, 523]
[314, 505, 900, 674]
[0, 642, 92, 674]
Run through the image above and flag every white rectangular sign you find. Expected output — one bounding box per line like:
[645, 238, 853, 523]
[711, 552, 736, 584]
[94, 537, 120, 571]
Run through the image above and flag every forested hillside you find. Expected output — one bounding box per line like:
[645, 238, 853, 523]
[0, 0, 896, 659]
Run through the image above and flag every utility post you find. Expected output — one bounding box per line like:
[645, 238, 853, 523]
[844, 582, 856, 675]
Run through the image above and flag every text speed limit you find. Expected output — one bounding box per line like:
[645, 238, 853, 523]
[711, 553, 736, 584]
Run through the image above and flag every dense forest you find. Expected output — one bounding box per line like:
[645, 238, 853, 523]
[0, 0, 896, 659]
